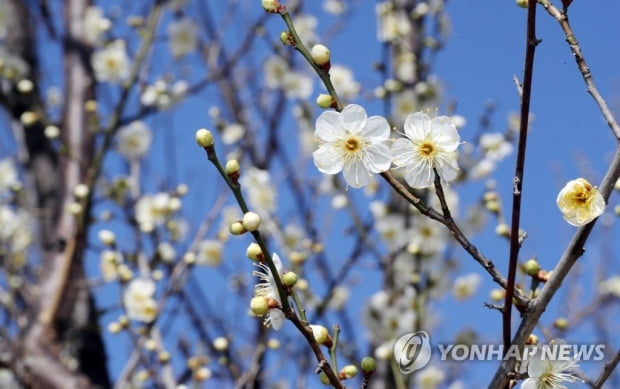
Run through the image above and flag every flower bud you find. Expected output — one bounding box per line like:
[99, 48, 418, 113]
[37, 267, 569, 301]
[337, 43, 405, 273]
[195, 128, 214, 148]
[495, 223, 510, 237]
[523, 258, 541, 276]
[20, 111, 38, 126]
[280, 31, 294, 45]
[526, 333, 539, 345]
[339, 365, 358, 380]
[310, 324, 330, 345]
[318, 372, 330, 385]
[360, 357, 377, 375]
[226, 159, 240, 180]
[229, 221, 245, 235]
[250, 296, 269, 316]
[17, 79, 33, 93]
[213, 337, 229, 351]
[246, 242, 263, 261]
[282, 271, 298, 287]
[516, 0, 528, 8]
[44, 125, 60, 139]
[489, 288, 505, 302]
[73, 183, 90, 199]
[242, 211, 261, 232]
[316, 94, 334, 109]
[262, 0, 282, 13]
[158, 350, 171, 363]
[311, 44, 331, 67]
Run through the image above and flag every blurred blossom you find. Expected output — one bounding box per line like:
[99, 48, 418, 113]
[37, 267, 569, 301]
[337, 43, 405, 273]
[408, 217, 446, 256]
[599, 275, 620, 298]
[157, 242, 176, 263]
[264, 56, 288, 89]
[392, 90, 419, 124]
[135, 192, 175, 231]
[282, 72, 313, 99]
[123, 278, 158, 322]
[141, 79, 187, 109]
[479, 132, 512, 161]
[376, 2, 411, 42]
[100, 250, 122, 282]
[116, 121, 152, 160]
[221, 123, 245, 145]
[415, 365, 446, 389]
[196, 239, 223, 266]
[394, 52, 417, 83]
[0, 48, 29, 82]
[329, 65, 360, 100]
[452, 273, 481, 300]
[84, 6, 111, 45]
[0, 205, 32, 260]
[168, 18, 198, 58]
[323, 0, 345, 14]
[92, 40, 130, 83]
[470, 158, 495, 180]
[0, 158, 18, 193]
[328, 285, 350, 310]
[292, 15, 318, 46]
[376, 214, 408, 251]
[239, 167, 276, 215]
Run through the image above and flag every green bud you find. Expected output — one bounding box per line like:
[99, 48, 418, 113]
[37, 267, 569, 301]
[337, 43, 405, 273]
[360, 357, 377, 375]
[316, 94, 334, 109]
[523, 258, 541, 276]
[229, 221, 245, 235]
[554, 317, 569, 331]
[311, 44, 331, 66]
[282, 271, 298, 287]
[250, 296, 269, 316]
[246, 243, 263, 261]
[339, 365, 358, 380]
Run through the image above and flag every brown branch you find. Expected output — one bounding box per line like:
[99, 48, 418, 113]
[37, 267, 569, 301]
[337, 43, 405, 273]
[504, 0, 539, 361]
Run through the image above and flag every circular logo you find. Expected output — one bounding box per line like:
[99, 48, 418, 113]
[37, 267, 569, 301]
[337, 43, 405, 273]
[393, 331, 432, 374]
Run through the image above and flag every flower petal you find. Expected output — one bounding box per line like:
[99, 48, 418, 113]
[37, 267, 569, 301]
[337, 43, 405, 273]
[343, 159, 370, 188]
[362, 115, 390, 139]
[391, 138, 415, 167]
[313, 145, 343, 174]
[404, 112, 432, 140]
[315, 111, 345, 142]
[341, 104, 367, 133]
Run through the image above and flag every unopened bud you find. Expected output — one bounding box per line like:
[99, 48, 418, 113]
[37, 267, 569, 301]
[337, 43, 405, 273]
[280, 31, 294, 45]
[98, 229, 116, 246]
[554, 317, 569, 331]
[523, 258, 541, 276]
[195, 128, 214, 148]
[229, 221, 245, 235]
[316, 94, 334, 109]
[360, 357, 377, 375]
[226, 159, 240, 179]
[526, 333, 539, 345]
[339, 365, 358, 380]
[311, 44, 331, 67]
[282, 271, 298, 287]
[250, 296, 269, 316]
[242, 211, 261, 231]
[516, 0, 528, 8]
[246, 242, 263, 261]
[489, 289, 505, 302]
[310, 324, 330, 345]
[262, 0, 282, 13]
[495, 223, 510, 237]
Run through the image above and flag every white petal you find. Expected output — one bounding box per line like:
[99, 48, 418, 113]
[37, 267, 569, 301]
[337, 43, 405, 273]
[404, 112, 431, 140]
[527, 356, 550, 378]
[341, 104, 367, 133]
[404, 165, 433, 189]
[520, 378, 537, 389]
[362, 115, 390, 139]
[315, 111, 344, 142]
[343, 159, 370, 188]
[364, 142, 392, 173]
[313, 145, 343, 174]
[432, 120, 460, 152]
[270, 309, 285, 331]
[391, 138, 415, 166]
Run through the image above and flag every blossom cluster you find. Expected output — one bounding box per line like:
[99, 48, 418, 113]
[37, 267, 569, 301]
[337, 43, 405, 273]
[313, 104, 461, 189]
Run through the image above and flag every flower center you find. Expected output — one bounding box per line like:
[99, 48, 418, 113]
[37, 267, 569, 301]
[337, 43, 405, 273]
[419, 141, 435, 157]
[574, 183, 592, 204]
[344, 136, 360, 152]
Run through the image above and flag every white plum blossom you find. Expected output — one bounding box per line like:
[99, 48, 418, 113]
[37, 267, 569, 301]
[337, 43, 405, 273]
[264, 56, 288, 89]
[168, 18, 198, 58]
[313, 104, 391, 188]
[415, 365, 446, 389]
[376, 2, 411, 42]
[123, 278, 158, 322]
[221, 123, 245, 144]
[292, 15, 318, 45]
[391, 112, 461, 189]
[91, 40, 131, 83]
[141, 79, 187, 109]
[100, 250, 122, 282]
[84, 6, 111, 45]
[521, 342, 580, 389]
[253, 253, 286, 330]
[599, 275, 620, 298]
[116, 120, 152, 160]
[282, 72, 313, 99]
[239, 167, 276, 214]
[323, 0, 346, 15]
[135, 192, 175, 231]
[556, 178, 605, 227]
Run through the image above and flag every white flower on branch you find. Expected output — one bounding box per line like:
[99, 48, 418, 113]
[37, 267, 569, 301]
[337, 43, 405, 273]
[521, 341, 580, 389]
[556, 178, 605, 226]
[84, 6, 111, 45]
[0, 158, 18, 193]
[391, 112, 461, 189]
[313, 104, 391, 188]
[253, 253, 285, 330]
